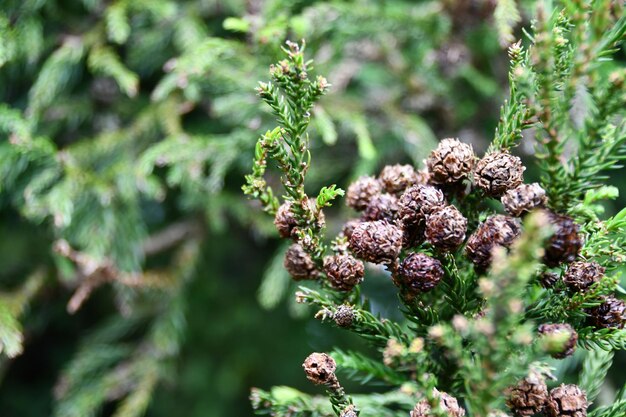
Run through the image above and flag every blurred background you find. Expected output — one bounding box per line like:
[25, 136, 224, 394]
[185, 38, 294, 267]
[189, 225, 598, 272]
[0, 0, 624, 416]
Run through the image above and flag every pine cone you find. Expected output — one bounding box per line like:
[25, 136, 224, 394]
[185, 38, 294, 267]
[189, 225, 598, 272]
[539, 271, 560, 288]
[538, 323, 578, 359]
[543, 211, 582, 267]
[349, 220, 403, 264]
[474, 152, 525, 197]
[425, 205, 468, 251]
[333, 305, 356, 327]
[426, 138, 475, 184]
[274, 200, 325, 239]
[466, 215, 521, 269]
[346, 176, 382, 211]
[398, 253, 445, 293]
[284, 244, 317, 280]
[587, 296, 626, 329]
[546, 384, 588, 417]
[302, 352, 337, 385]
[398, 184, 445, 227]
[363, 193, 399, 222]
[274, 201, 299, 238]
[324, 254, 365, 291]
[562, 261, 604, 292]
[505, 373, 549, 416]
[379, 164, 418, 194]
[411, 390, 466, 417]
[501, 183, 547, 216]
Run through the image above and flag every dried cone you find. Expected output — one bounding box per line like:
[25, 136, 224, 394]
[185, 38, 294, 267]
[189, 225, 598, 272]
[284, 244, 317, 281]
[505, 373, 549, 416]
[538, 323, 578, 359]
[426, 138, 475, 184]
[425, 205, 468, 251]
[346, 176, 382, 211]
[333, 305, 356, 328]
[349, 220, 403, 264]
[398, 184, 445, 227]
[543, 211, 582, 267]
[379, 164, 418, 194]
[302, 352, 337, 385]
[563, 261, 604, 292]
[398, 253, 445, 293]
[342, 219, 362, 240]
[474, 151, 525, 197]
[466, 215, 521, 269]
[587, 296, 626, 329]
[274, 200, 325, 239]
[501, 183, 547, 216]
[274, 201, 299, 238]
[546, 384, 588, 417]
[411, 390, 466, 417]
[324, 254, 365, 291]
[363, 193, 399, 222]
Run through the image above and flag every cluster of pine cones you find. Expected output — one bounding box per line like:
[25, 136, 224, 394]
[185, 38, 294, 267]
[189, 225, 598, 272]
[277, 138, 625, 335]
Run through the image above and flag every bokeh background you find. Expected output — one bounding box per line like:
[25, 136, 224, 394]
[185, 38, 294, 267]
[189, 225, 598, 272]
[0, 1, 624, 416]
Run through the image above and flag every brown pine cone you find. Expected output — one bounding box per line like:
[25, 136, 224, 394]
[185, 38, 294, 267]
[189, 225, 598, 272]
[363, 193, 399, 222]
[505, 373, 549, 416]
[379, 164, 418, 194]
[333, 305, 356, 328]
[302, 352, 337, 385]
[538, 323, 578, 359]
[284, 244, 318, 281]
[349, 220, 403, 264]
[324, 254, 365, 291]
[346, 176, 382, 211]
[501, 183, 547, 216]
[474, 152, 525, 197]
[563, 261, 604, 292]
[411, 390, 466, 417]
[398, 253, 445, 293]
[586, 296, 626, 329]
[398, 184, 446, 227]
[466, 215, 521, 270]
[426, 138, 475, 184]
[425, 205, 468, 251]
[546, 384, 588, 417]
[543, 211, 582, 267]
[274, 200, 325, 239]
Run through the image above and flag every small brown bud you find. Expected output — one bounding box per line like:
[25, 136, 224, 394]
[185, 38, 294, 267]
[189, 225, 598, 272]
[379, 164, 418, 194]
[586, 296, 626, 329]
[474, 152, 525, 196]
[505, 373, 549, 416]
[426, 138, 475, 184]
[302, 352, 337, 385]
[346, 176, 382, 211]
[398, 253, 445, 293]
[466, 215, 521, 269]
[324, 254, 365, 291]
[538, 323, 578, 359]
[284, 244, 317, 280]
[539, 271, 560, 288]
[411, 390, 466, 417]
[563, 261, 604, 292]
[274, 201, 299, 238]
[333, 305, 356, 327]
[363, 193, 399, 222]
[349, 221, 403, 264]
[425, 205, 468, 251]
[543, 211, 582, 267]
[501, 183, 547, 216]
[546, 384, 588, 417]
[339, 405, 358, 417]
[398, 184, 445, 227]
